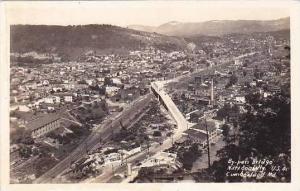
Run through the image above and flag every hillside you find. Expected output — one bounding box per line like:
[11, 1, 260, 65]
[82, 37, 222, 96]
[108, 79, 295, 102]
[128, 17, 290, 37]
[185, 29, 290, 46]
[10, 24, 188, 60]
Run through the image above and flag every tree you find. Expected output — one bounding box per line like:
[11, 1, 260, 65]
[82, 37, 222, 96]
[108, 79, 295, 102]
[19, 145, 32, 158]
[153, 131, 162, 137]
[225, 74, 238, 88]
[254, 68, 260, 79]
[178, 143, 202, 170]
[209, 93, 291, 182]
[21, 135, 34, 145]
[11, 126, 26, 144]
[216, 104, 231, 120]
[243, 60, 248, 67]
[221, 124, 231, 143]
[104, 77, 111, 86]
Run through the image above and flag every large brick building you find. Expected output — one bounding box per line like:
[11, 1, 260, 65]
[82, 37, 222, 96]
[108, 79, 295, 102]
[27, 114, 61, 138]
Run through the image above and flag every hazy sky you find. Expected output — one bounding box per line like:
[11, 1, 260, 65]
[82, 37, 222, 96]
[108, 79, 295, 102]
[5, 1, 290, 26]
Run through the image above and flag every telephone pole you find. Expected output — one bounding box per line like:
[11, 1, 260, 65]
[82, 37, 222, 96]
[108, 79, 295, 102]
[146, 139, 150, 157]
[210, 78, 214, 106]
[112, 164, 115, 176]
[99, 135, 102, 144]
[205, 119, 211, 169]
[84, 141, 88, 155]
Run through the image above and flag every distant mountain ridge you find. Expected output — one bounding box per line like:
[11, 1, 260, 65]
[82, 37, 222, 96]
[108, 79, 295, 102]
[128, 17, 290, 36]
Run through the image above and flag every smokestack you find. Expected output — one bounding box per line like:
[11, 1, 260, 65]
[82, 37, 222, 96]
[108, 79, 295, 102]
[210, 78, 214, 104]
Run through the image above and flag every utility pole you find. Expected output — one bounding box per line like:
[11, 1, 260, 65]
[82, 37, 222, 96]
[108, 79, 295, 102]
[210, 78, 214, 106]
[146, 139, 150, 157]
[112, 164, 115, 176]
[111, 129, 114, 139]
[99, 135, 102, 144]
[111, 119, 115, 139]
[205, 119, 211, 169]
[121, 153, 124, 165]
[85, 141, 88, 155]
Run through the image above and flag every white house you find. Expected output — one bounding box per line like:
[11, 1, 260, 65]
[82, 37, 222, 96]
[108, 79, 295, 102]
[44, 97, 54, 104]
[105, 86, 120, 97]
[235, 96, 246, 103]
[18, 105, 31, 112]
[104, 153, 122, 164]
[42, 80, 50, 86]
[64, 95, 73, 102]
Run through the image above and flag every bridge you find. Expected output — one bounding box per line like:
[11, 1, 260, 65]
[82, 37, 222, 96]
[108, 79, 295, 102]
[150, 81, 196, 140]
[149, 52, 259, 148]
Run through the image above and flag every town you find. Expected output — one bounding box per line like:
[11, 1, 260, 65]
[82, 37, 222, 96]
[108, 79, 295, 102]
[10, 26, 290, 183]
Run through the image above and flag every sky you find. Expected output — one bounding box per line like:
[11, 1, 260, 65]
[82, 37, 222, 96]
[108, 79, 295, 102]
[5, 1, 290, 27]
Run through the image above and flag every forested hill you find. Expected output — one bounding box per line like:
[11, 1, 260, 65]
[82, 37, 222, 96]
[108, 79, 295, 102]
[10, 24, 188, 60]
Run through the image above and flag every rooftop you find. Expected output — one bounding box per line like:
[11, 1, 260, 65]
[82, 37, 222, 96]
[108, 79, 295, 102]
[26, 113, 61, 131]
[183, 128, 207, 141]
[191, 121, 216, 133]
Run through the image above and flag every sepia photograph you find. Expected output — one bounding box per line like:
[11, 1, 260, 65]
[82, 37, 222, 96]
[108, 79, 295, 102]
[1, 1, 298, 187]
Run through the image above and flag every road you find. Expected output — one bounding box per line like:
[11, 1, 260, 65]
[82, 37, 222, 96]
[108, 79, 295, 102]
[33, 93, 153, 183]
[152, 81, 189, 128]
[151, 81, 194, 142]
